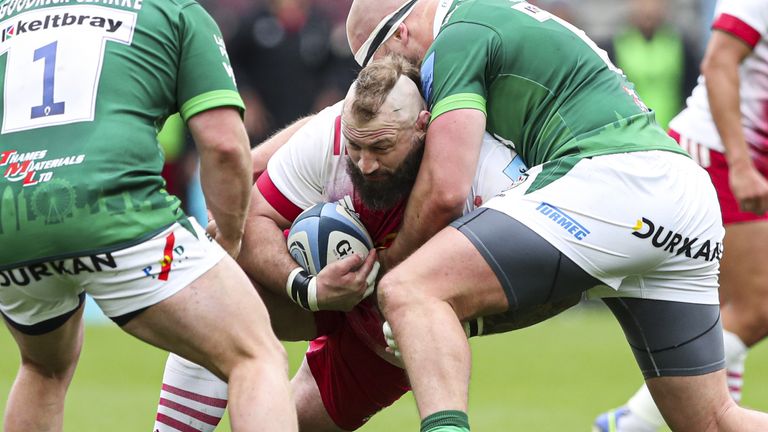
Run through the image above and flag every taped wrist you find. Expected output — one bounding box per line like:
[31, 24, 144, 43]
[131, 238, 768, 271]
[286, 267, 319, 311]
[462, 317, 485, 338]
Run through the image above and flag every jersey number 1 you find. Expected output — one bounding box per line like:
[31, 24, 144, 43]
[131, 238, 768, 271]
[1, 5, 137, 134]
[31, 41, 66, 119]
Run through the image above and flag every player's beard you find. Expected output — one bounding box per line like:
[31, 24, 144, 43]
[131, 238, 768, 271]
[346, 142, 424, 211]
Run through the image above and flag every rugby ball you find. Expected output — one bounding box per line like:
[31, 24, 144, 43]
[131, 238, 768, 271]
[287, 202, 374, 275]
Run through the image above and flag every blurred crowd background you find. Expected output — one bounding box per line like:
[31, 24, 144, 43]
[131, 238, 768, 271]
[161, 0, 719, 223]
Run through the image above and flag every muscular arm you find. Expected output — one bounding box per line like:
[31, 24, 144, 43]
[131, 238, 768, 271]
[237, 186, 298, 294]
[702, 30, 768, 214]
[250, 116, 313, 182]
[380, 108, 486, 270]
[188, 107, 252, 257]
[238, 181, 378, 311]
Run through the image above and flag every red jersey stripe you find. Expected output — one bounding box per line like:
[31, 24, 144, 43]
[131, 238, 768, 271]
[333, 115, 342, 156]
[256, 171, 304, 222]
[713, 14, 761, 48]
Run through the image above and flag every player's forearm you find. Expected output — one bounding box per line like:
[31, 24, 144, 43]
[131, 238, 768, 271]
[190, 108, 252, 245]
[385, 181, 465, 268]
[200, 151, 251, 242]
[237, 214, 298, 297]
[704, 58, 750, 168]
[701, 32, 753, 170]
[383, 109, 485, 270]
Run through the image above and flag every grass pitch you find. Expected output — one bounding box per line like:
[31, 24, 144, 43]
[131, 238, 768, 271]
[1, 303, 766, 431]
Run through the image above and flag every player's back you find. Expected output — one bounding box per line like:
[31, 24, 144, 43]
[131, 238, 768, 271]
[425, 0, 685, 166]
[0, 0, 240, 267]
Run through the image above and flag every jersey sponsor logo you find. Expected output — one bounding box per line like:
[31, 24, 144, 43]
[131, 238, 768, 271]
[1, 23, 15, 42]
[631, 217, 723, 262]
[0, 252, 117, 286]
[503, 154, 527, 181]
[214, 33, 237, 86]
[536, 202, 589, 240]
[4, 10, 124, 38]
[141, 240, 186, 281]
[1, 149, 86, 186]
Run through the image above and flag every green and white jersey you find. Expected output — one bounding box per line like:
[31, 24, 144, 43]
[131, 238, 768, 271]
[0, 0, 244, 268]
[422, 0, 687, 168]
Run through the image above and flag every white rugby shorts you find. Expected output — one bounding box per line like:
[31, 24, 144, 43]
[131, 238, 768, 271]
[482, 151, 724, 305]
[0, 218, 225, 326]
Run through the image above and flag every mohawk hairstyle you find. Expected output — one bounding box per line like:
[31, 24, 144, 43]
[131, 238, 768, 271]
[349, 54, 422, 122]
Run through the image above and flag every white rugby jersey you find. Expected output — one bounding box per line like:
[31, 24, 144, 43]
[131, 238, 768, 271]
[257, 100, 526, 232]
[669, 0, 768, 153]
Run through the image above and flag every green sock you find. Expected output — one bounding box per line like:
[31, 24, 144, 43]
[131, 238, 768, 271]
[420, 410, 470, 432]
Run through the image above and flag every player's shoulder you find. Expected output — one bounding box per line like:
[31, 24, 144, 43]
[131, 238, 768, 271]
[294, 100, 345, 154]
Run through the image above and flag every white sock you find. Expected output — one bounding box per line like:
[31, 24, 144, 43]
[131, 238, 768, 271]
[154, 353, 229, 432]
[723, 329, 748, 403]
[623, 384, 664, 432]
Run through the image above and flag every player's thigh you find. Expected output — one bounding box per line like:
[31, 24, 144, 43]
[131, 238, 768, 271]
[4, 300, 85, 374]
[122, 255, 279, 379]
[291, 358, 343, 432]
[0, 267, 86, 373]
[380, 225, 509, 320]
[719, 221, 768, 305]
[646, 370, 731, 432]
[604, 297, 724, 378]
[302, 323, 409, 431]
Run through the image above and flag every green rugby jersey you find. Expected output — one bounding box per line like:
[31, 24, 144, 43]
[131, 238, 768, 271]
[422, 0, 687, 167]
[0, 0, 244, 268]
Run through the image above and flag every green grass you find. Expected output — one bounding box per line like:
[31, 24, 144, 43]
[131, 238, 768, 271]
[2, 304, 767, 431]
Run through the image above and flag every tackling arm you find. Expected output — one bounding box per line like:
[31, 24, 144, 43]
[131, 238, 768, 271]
[237, 185, 298, 293]
[379, 108, 486, 271]
[188, 107, 252, 257]
[702, 30, 768, 214]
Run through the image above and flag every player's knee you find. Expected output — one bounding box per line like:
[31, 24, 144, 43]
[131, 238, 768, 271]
[213, 326, 289, 381]
[256, 331, 290, 372]
[378, 271, 430, 317]
[741, 305, 768, 341]
[20, 355, 79, 383]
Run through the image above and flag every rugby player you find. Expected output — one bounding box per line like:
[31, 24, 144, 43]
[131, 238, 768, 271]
[346, 0, 768, 431]
[595, 0, 768, 430]
[0, 0, 298, 431]
[153, 54, 571, 431]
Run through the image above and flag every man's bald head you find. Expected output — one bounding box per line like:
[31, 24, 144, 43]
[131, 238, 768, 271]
[346, 0, 409, 54]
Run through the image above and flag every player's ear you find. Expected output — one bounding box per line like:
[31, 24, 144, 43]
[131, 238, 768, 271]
[393, 22, 408, 44]
[416, 110, 431, 132]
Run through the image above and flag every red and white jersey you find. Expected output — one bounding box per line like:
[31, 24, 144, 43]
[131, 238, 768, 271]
[669, 0, 768, 153]
[256, 100, 525, 353]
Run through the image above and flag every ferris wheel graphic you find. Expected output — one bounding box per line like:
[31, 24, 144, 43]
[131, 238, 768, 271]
[31, 179, 76, 224]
